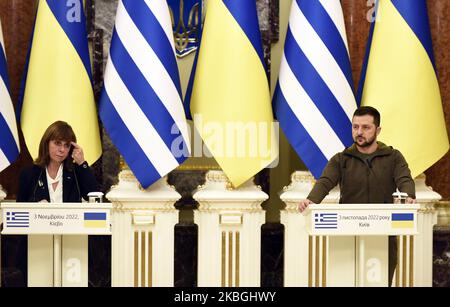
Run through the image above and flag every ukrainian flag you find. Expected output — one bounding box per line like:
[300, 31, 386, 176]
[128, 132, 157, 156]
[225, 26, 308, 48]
[359, 0, 449, 177]
[187, 0, 278, 187]
[84, 212, 107, 229]
[391, 213, 414, 229]
[20, 0, 101, 164]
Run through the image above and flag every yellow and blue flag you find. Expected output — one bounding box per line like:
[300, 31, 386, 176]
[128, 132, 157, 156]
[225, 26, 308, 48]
[391, 213, 414, 229]
[186, 0, 278, 187]
[0, 19, 20, 172]
[358, 0, 449, 177]
[19, 0, 101, 164]
[84, 212, 107, 228]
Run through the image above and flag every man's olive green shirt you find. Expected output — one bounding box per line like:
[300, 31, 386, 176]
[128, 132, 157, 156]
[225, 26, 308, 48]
[307, 142, 416, 204]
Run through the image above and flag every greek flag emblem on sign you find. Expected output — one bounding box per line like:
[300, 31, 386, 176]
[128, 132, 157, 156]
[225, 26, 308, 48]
[6, 211, 30, 228]
[167, 0, 203, 57]
[314, 213, 338, 229]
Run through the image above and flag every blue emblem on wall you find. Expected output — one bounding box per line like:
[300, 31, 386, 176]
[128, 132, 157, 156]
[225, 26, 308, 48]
[167, 0, 203, 58]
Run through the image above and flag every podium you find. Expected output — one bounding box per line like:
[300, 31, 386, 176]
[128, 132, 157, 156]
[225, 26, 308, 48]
[1, 203, 112, 287]
[300, 204, 419, 287]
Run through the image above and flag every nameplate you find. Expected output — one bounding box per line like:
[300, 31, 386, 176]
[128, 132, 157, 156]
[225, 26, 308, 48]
[306, 204, 419, 236]
[1, 203, 112, 235]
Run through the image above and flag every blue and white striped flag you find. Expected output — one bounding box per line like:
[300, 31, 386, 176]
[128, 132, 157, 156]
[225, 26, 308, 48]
[99, 0, 190, 189]
[273, 0, 357, 178]
[0, 20, 20, 172]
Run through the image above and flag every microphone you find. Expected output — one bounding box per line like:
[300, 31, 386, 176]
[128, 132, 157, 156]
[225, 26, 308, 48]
[73, 167, 81, 202]
[32, 169, 44, 202]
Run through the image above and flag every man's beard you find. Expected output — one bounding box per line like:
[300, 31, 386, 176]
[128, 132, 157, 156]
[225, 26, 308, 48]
[354, 135, 376, 148]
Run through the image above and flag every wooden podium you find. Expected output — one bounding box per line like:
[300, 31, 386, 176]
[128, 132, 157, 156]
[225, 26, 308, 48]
[1, 203, 112, 287]
[300, 204, 419, 287]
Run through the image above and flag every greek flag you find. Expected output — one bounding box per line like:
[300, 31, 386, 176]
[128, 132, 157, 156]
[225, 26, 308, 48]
[99, 0, 190, 189]
[273, 0, 356, 178]
[6, 212, 30, 228]
[314, 213, 338, 229]
[0, 20, 20, 172]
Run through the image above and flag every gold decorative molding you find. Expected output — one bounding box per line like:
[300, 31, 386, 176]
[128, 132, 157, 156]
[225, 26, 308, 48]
[132, 212, 155, 226]
[176, 164, 221, 171]
[236, 232, 240, 287]
[308, 236, 312, 287]
[206, 171, 231, 183]
[283, 171, 315, 192]
[322, 237, 327, 287]
[417, 205, 436, 214]
[221, 231, 226, 287]
[396, 236, 400, 287]
[409, 236, 414, 287]
[402, 236, 407, 287]
[134, 232, 139, 287]
[291, 171, 315, 183]
[112, 202, 177, 213]
[119, 170, 138, 182]
[284, 203, 300, 213]
[315, 236, 319, 287]
[228, 232, 233, 287]
[197, 202, 264, 213]
[119, 156, 129, 171]
[220, 213, 243, 225]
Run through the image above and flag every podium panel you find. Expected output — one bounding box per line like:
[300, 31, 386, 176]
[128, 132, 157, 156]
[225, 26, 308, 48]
[304, 204, 419, 287]
[307, 204, 418, 236]
[1, 203, 111, 235]
[1, 203, 112, 287]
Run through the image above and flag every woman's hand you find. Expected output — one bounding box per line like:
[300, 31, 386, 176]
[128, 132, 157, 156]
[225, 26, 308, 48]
[71, 142, 86, 165]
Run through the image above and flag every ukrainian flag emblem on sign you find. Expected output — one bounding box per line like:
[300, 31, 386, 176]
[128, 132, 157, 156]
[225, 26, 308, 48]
[84, 213, 107, 228]
[391, 213, 414, 229]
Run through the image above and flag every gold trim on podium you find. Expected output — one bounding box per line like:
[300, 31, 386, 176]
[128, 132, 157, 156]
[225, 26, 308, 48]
[308, 237, 312, 287]
[228, 232, 233, 287]
[220, 231, 240, 286]
[409, 236, 414, 287]
[396, 236, 400, 287]
[315, 237, 319, 287]
[221, 232, 226, 287]
[402, 237, 407, 286]
[134, 232, 138, 287]
[322, 237, 327, 287]
[141, 233, 146, 287]
[236, 232, 240, 287]
[149, 232, 153, 287]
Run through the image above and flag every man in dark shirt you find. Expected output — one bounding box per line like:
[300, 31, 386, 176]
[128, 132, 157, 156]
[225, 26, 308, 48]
[298, 106, 416, 285]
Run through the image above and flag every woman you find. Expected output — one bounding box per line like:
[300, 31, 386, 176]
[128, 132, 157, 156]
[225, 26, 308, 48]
[2, 121, 99, 287]
[17, 121, 99, 202]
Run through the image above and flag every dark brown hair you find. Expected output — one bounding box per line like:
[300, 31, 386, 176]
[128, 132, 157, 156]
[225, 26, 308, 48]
[353, 106, 381, 127]
[35, 121, 77, 169]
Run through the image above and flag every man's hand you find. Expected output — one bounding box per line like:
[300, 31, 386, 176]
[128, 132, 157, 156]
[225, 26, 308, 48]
[298, 199, 314, 213]
[406, 197, 416, 204]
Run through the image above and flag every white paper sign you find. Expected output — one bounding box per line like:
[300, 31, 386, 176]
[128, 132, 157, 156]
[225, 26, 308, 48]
[1, 203, 112, 235]
[306, 204, 419, 236]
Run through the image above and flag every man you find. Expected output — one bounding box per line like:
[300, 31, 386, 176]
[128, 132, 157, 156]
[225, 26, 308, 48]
[298, 106, 416, 285]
